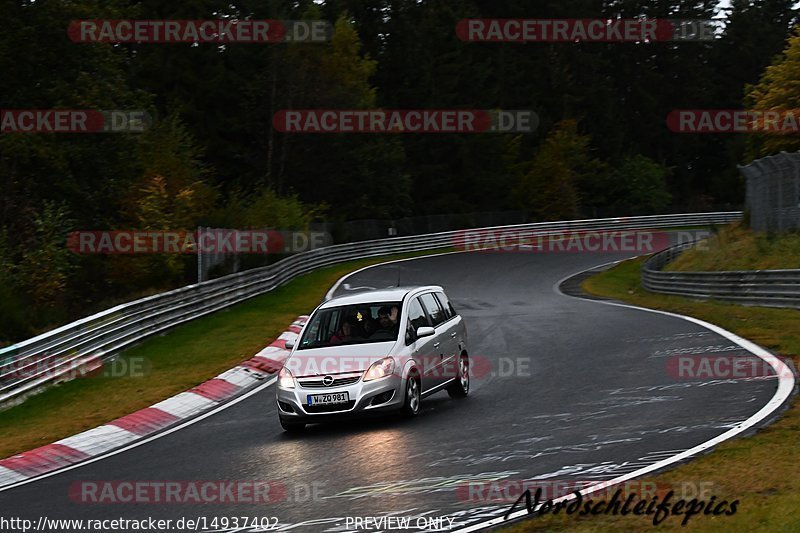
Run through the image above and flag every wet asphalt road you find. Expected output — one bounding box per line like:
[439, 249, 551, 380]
[0, 240, 782, 532]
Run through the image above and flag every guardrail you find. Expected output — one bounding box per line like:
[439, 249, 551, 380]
[0, 211, 741, 407]
[642, 238, 800, 309]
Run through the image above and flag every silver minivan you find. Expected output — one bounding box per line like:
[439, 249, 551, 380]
[276, 286, 469, 432]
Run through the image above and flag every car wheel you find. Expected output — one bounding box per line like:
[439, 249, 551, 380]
[279, 417, 305, 433]
[447, 353, 469, 398]
[401, 372, 421, 417]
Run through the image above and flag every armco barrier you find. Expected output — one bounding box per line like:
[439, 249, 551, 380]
[642, 239, 800, 309]
[0, 212, 741, 407]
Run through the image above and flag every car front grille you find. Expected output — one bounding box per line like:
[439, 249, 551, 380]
[304, 401, 356, 413]
[299, 375, 361, 388]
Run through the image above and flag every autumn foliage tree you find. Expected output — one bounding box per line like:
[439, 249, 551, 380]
[512, 120, 597, 221]
[745, 27, 800, 158]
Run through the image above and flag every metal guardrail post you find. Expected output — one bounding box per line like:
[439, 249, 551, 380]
[642, 239, 800, 309]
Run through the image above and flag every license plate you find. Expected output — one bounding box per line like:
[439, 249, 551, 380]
[307, 392, 349, 406]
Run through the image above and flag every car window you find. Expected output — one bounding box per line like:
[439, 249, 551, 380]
[405, 298, 429, 344]
[298, 301, 402, 349]
[420, 292, 445, 327]
[435, 292, 456, 320]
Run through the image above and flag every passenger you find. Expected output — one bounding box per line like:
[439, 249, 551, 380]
[358, 308, 378, 337]
[329, 314, 359, 345]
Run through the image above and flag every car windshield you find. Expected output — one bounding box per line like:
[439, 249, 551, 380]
[298, 301, 403, 349]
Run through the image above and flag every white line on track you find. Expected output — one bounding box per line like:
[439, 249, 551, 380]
[0, 377, 277, 493]
[0, 249, 468, 494]
[5, 247, 791, 533]
[324, 250, 467, 301]
[449, 258, 796, 531]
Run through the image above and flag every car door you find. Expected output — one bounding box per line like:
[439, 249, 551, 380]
[418, 292, 450, 389]
[404, 296, 437, 392]
[433, 291, 462, 382]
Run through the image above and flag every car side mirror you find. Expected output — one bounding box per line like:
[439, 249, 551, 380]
[284, 339, 296, 350]
[415, 326, 435, 339]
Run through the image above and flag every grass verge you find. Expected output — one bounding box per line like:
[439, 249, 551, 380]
[0, 249, 450, 459]
[667, 223, 800, 271]
[502, 257, 800, 532]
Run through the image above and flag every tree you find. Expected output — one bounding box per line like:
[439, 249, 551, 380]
[511, 120, 598, 220]
[610, 155, 672, 214]
[107, 116, 218, 286]
[17, 202, 76, 307]
[277, 13, 412, 219]
[207, 188, 327, 229]
[745, 27, 800, 158]
[128, 115, 217, 230]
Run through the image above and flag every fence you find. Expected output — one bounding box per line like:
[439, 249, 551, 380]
[195, 227, 333, 282]
[642, 240, 800, 309]
[197, 208, 743, 281]
[330, 211, 528, 242]
[0, 211, 741, 407]
[193, 215, 528, 281]
[740, 151, 800, 232]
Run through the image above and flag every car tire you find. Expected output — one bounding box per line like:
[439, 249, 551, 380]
[401, 372, 421, 417]
[446, 353, 469, 399]
[279, 417, 306, 433]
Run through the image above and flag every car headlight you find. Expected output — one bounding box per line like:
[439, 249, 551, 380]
[363, 357, 395, 382]
[278, 366, 295, 389]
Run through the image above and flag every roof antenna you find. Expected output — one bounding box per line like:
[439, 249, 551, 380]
[396, 265, 401, 287]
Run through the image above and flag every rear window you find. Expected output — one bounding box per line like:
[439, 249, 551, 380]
[405, 297, 429, 344]
[420, 293, 445, 327]
[435, 292, 456, 320]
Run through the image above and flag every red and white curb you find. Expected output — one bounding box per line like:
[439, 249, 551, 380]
[0, 315, 308, 489]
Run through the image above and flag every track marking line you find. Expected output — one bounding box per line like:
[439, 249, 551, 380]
[0, 378, 277, 493]
[324, 250, 468, 301]
[7, 244, 779, 532]
[448, 259, 796, 532]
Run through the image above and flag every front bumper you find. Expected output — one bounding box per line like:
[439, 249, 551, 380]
[276, 372, 405, 422]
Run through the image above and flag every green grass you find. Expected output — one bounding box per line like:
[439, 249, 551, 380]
[501, 258, 800, 532]
[667, 223, 800, 271]
[0, 249, 450, 459]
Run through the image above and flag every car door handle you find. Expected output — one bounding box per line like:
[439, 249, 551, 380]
[433, 342, 441, 348]
[450, 332, 457, 338]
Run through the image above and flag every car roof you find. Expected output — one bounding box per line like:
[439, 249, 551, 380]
[320, 285, 443, 308]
